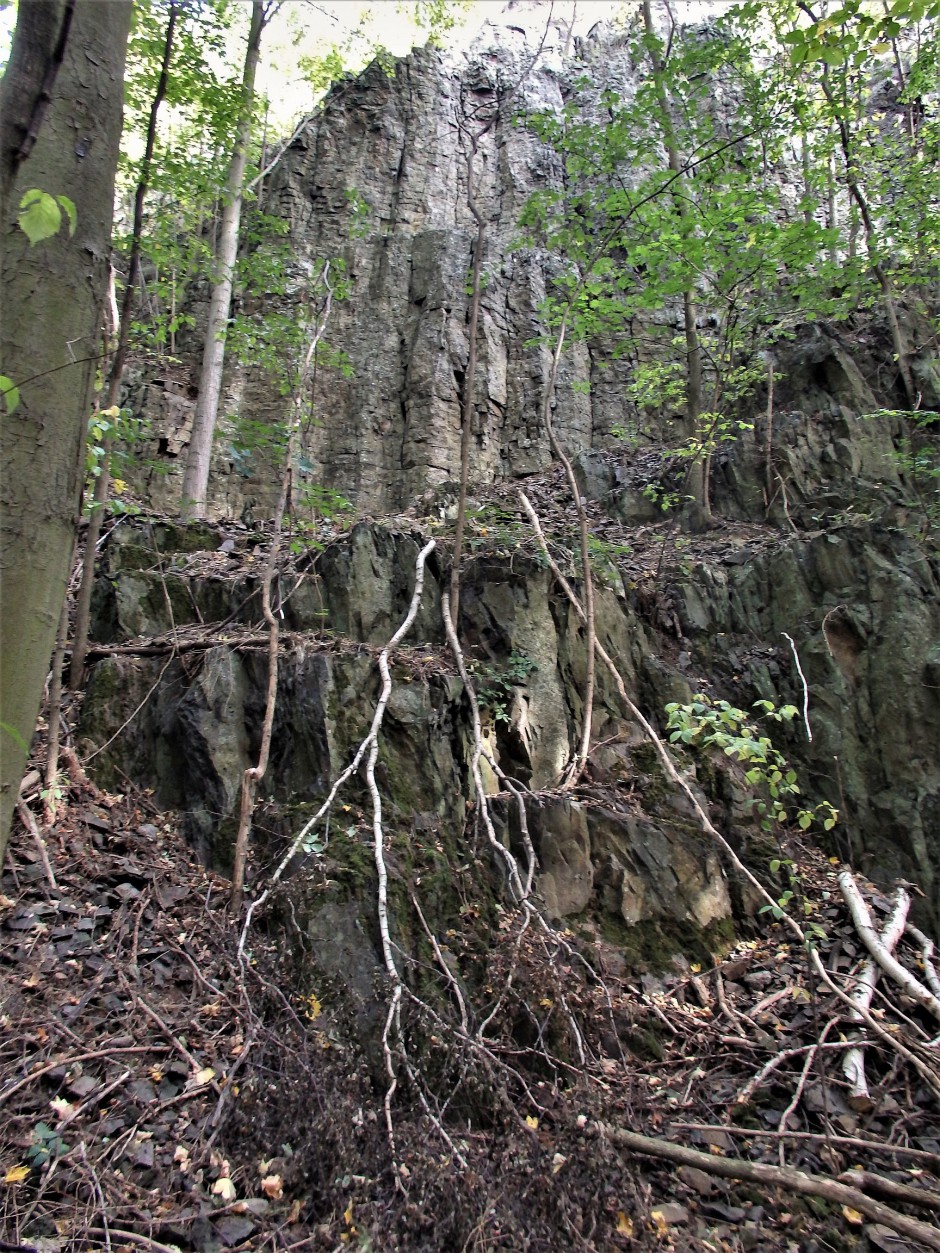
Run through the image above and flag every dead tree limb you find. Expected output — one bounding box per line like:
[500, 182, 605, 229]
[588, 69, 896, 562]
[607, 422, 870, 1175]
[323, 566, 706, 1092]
[906, 922, 940, 1002]
[839, 871, 940, 1023]
[842, 884, 909, 1107]
[598, 1123, 940, 1251]
[16, 799, 58, 892]
[838, 1169, 940, 1214]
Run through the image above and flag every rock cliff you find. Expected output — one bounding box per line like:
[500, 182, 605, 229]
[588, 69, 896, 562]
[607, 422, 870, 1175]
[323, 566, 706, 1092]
[92, 7, 940, 940]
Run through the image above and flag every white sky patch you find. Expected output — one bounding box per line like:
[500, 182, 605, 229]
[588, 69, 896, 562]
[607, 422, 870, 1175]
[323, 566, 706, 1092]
[0, 1, 747, 145]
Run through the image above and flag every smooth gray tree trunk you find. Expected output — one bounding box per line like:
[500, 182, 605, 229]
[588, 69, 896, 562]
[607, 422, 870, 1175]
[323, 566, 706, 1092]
[179, 0, 266, 520]
[0, 0, 132, 858]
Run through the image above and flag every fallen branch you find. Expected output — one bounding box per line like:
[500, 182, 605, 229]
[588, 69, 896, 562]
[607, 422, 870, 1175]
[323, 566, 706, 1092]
[839, 871, 940, 1024]
[735, 1038, 867, 1108]
[843, 884, 909, 1108]
[16, 799, 58, 892]
[838, 1169, 940, 1213]
[598, 1123, 940, 1251]
[670, 1123, 940, 1168]
[906, 922, 940, 1002]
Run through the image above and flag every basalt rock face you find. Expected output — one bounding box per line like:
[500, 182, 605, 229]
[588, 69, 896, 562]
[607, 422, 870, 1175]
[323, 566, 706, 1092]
[256, 17, 585, 513]
[141, 8, 641, 517]
[78, 518, 735, 955]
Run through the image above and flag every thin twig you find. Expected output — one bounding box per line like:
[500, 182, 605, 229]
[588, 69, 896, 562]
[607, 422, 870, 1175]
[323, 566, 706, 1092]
[782, 632, 812, 742]
[16, 800, 58, 892]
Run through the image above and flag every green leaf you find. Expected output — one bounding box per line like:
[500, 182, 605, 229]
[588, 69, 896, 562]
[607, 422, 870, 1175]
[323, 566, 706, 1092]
[56, 194, 77, 237]
[1, 721, 28, 752]
[17, 189, 63, 245]
[0, 375, 20, 414]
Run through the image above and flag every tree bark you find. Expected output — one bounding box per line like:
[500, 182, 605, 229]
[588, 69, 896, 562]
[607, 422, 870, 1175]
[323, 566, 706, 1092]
[0, 0, 132, 859]
[70, 0, 178, 690]
[180, 0, 267, 521]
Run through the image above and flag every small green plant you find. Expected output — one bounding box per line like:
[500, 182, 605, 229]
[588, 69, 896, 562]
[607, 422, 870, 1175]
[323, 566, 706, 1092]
[84, 405, 147, 516]
[642, 482, 687, 513]
[345, 188, 371, 240]
[664, 694, 838, 835]
[586, 533, 632, 583]
[665, 693, 836, 940]
[465, 505, 526, 552]
[27, 1121, 70, 1168]
[860, 409, 940, 538]
[288, 483, 354, 554]
[469, 652, 537, 725]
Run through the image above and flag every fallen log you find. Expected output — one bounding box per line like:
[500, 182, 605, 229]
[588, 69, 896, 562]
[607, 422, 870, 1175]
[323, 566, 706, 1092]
[596, 1122, 940, 1251]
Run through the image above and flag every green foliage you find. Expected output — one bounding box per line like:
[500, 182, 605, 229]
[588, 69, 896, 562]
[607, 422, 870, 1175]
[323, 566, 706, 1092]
[27, 1122, 70, 1169]
[0, 375, 20, 415]
[664, 694, 838, 835]
[84, 405, 148, 516]
[17, 190, 76, 246]
[587, 533, 632, 582]
[463, 504, 526, 554]
[519, 1, 939, 508]
[412, 0, 472, 47]
[469, 653, 537, 725]
[288, 483, 355, 554]
[866, 408, 940, 534]
[345, 188, 371, 239]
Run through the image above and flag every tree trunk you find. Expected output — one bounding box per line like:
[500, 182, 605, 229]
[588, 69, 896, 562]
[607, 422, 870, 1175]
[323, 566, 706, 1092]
[180, 0, 266, 521]
[70, 0, 178, 690]
[0, 0, 132, 858]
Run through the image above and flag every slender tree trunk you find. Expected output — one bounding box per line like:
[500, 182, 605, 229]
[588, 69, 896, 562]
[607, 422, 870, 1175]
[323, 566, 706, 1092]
[800, 130, 814, 225]
[0, 0, 132, 859]
[827, 150, 839, 267]
[641, 0, 709, 516]
[180, 0, 267, 521]
[69, 0, 178, 689]
[231, 266, 334, 911]
[828, 104, 917, 405]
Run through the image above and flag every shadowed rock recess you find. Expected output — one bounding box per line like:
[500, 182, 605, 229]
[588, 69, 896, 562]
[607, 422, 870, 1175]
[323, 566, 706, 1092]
[86, 7, 940, 964]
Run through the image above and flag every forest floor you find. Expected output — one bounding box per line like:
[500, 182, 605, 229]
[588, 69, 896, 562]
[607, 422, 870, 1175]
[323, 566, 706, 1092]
[2, 758, 939, 1253]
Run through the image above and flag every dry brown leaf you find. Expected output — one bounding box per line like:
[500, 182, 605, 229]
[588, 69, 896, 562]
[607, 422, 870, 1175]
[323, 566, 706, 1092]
[261, 1173, 283, 1200]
